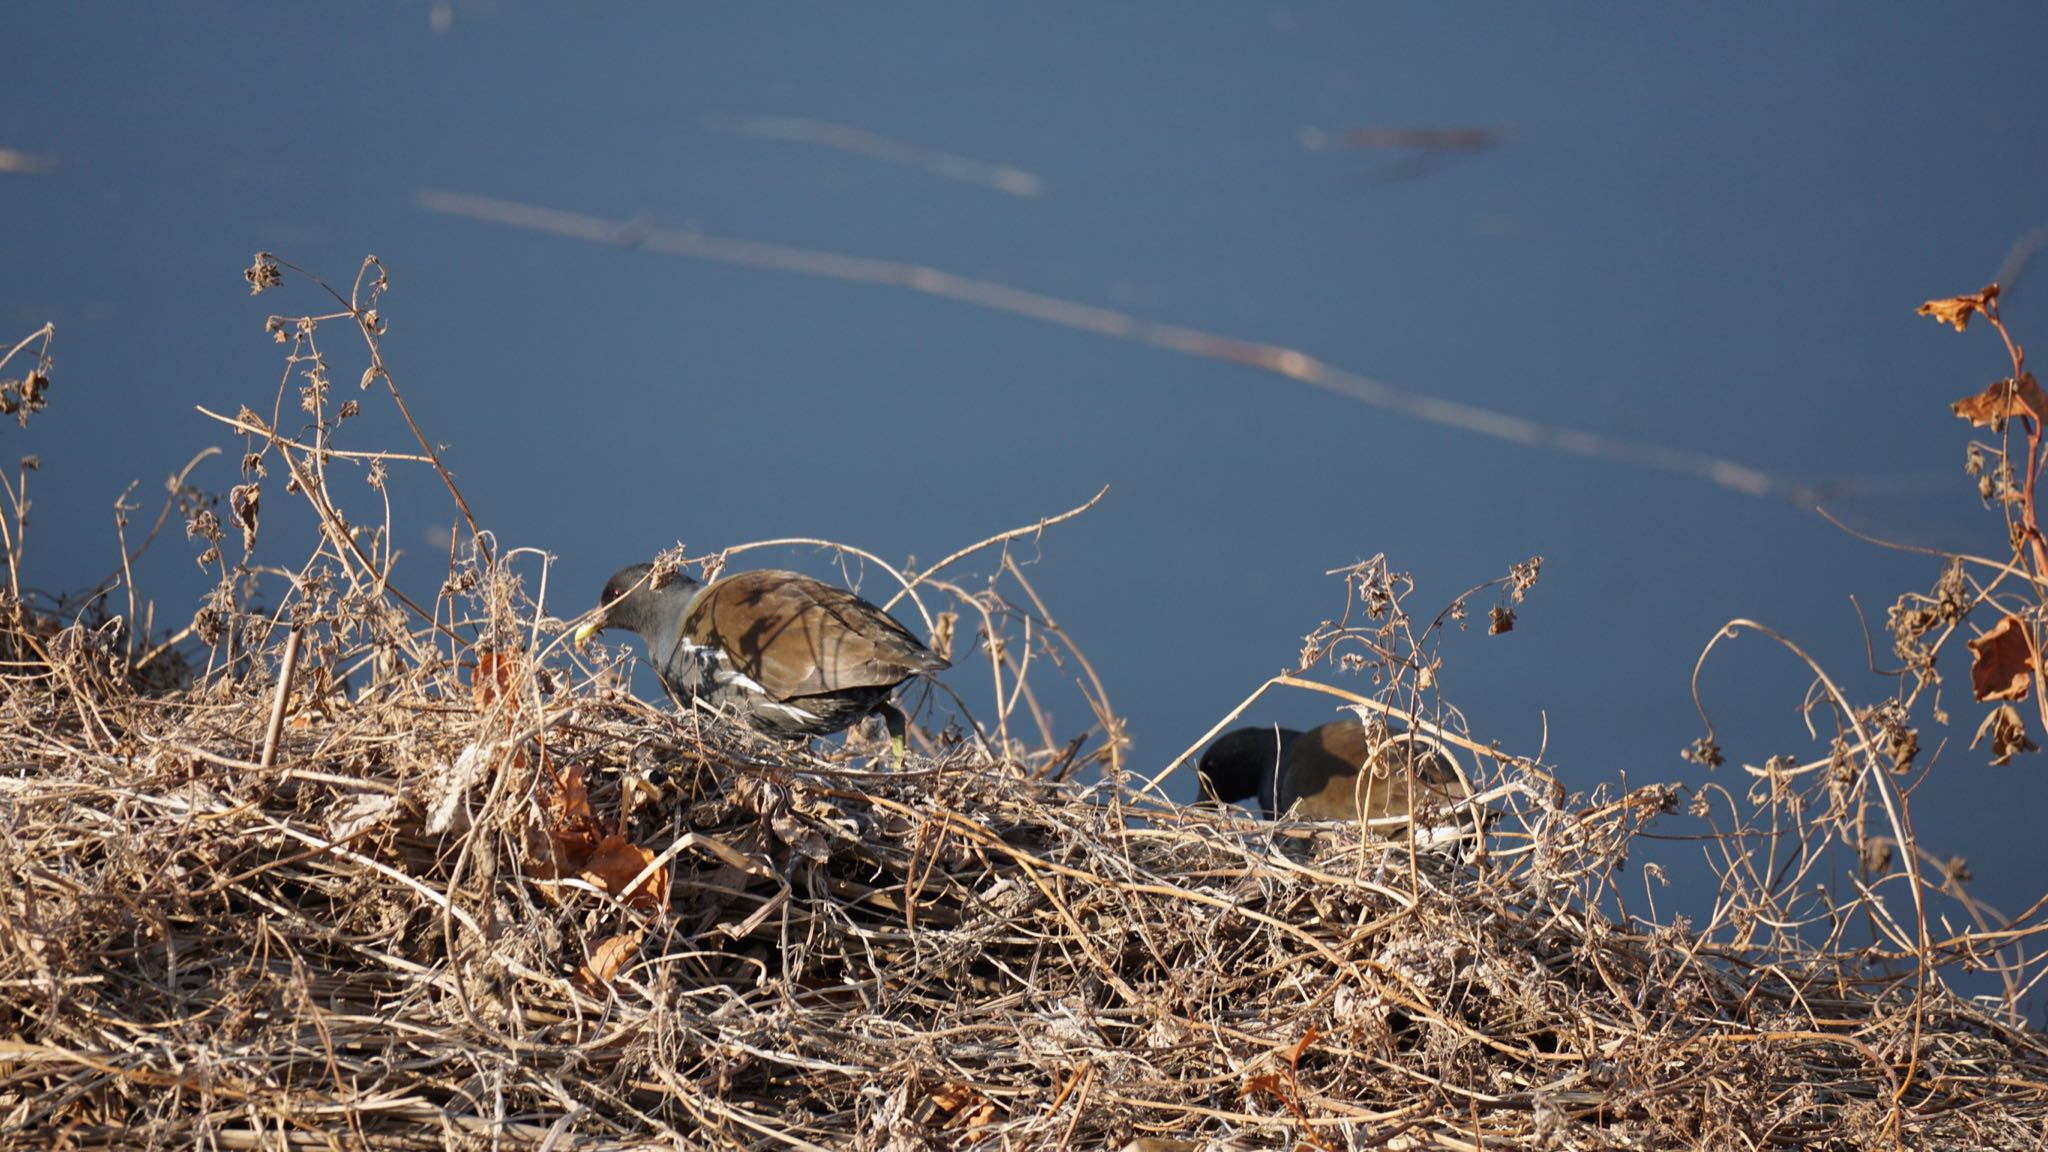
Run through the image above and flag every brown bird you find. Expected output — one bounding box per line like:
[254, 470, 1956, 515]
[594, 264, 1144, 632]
[1198, 717, 1479, 845]
[574, 563, 948, 755]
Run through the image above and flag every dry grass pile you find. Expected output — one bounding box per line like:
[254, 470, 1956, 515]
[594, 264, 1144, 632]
[1, 264, 2046, 1150]
[6, 616, 2048, 1150]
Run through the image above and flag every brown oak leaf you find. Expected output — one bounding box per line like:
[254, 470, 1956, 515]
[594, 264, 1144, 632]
[1968, 614, 2035, 703]
[1952, 374, 2048, 429]
[581, 833, 669, 910]
[1919, 284, 1999, 332]
[1972, 703, 2039, 766]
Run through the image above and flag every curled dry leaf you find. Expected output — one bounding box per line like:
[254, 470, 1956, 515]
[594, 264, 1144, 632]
[1285, 1025, 1322, 1068]
[1972, 703, 2039, 766]
[769, 808, 833, 863]
[580, 833, 669, 910]
[472, 650, 521, 710]
[1968, 614, 2035, 703]
[1243, 1072, 1295, 1110]
[545, 759, 603, 868]
[1918, 284, 1999, 332]
[574, 927, 645, 992]
[227, 483, 259, 553]
[423, 742, 494, 835]
[927, 1081, 999, 1134]
[326, 793, 400, 843]
[927, 1082, 979, 1113]
[1952, 374, 2048, 430]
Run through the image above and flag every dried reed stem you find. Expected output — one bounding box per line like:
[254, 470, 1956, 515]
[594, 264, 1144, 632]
[257, 623, 301, 770]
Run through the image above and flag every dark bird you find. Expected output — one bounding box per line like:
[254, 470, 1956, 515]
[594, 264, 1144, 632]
[574, 563, 948, 755]
[1197, 717, 1480, 846]
[1195, 725, 1300, 817]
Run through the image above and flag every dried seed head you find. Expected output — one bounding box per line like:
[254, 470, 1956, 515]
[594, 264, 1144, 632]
[1509, 555, 1543, 601]
[228, 483, 260, 553]
[299, 361, 330, 414]
[1681, 736, 1723, 769]
[186, 506, 222, 545]
[245, 253, 282, 295]
[0, 369, 51, 426]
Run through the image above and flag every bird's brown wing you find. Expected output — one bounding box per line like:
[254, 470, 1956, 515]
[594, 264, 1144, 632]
[685, 569, 946, 701]
[1279, 722, 1375, 820]
[1282, 722, 1470, 826]
[1364, 736, 1471, 828]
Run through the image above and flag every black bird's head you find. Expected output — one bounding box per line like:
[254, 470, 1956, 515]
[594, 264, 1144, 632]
[1196, 725, 1301, 818]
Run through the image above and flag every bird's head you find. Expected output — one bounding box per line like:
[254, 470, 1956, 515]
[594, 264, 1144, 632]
[1196, 725, 1300, 816]
[573, 562, 699, 649]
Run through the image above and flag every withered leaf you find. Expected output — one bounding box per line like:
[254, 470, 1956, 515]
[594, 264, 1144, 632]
[581, 833, 669, 910]
[1967, 614, 2034, 702]
[1918, 284, 1999, 332]
[957, 1099, 998, 1135]
[769, 808, 833, 863]
[1243, 1073, 1291, 1104]
[1285, 1025, 1321, 1070]
[472, 649, 521, 710]
[574, 928, 645, 992]
[327, 793, 400, 843]
[927, 1081, 998, 1132]
[228, 483, 259, 553]
[1952, 374, 2048, 429]
[928, 1082, 979, 1114]
[545, 760, 603, 866]
[1971, 703, 2039, 766]
[424, 742, 495, 836]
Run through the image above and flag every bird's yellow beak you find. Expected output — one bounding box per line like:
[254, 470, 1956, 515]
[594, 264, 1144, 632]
[572, 616, 606, 649]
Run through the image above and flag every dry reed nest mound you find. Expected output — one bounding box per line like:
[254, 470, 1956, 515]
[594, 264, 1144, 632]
[3, 604, 2047, 1152]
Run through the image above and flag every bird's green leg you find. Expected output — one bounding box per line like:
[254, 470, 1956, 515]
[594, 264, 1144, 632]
[878, 702, 909, 767]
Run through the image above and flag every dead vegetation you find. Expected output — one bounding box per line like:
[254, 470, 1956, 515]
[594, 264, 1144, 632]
[0, 262, 2046, 1150]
